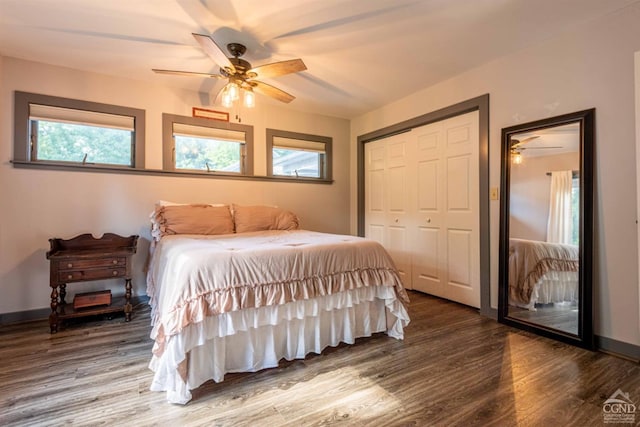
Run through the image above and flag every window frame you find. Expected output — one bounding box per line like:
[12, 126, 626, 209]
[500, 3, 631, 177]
[13, 91, 145, 169]
[162, 113, 254, 176]
[266, 128, 332, 182]
[571, 173, 580, 246]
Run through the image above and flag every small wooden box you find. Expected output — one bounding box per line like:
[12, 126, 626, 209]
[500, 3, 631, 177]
[73, 290, 112, 309]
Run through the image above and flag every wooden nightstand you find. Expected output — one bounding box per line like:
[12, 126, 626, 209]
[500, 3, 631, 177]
[46, 233, 138, 333]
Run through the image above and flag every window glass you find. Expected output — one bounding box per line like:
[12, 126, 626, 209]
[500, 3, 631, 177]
[273, 148, 321, 178]
[34, 120, 132, 166]
[267, 129, 332, 181]
[174, 135, 242, 172]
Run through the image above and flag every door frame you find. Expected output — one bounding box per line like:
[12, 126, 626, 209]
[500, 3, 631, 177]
[357, 94, 493, 318]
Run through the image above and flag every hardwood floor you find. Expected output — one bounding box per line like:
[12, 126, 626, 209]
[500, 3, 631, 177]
[1, 291, 639, 426]
[509, 303, 578, 335]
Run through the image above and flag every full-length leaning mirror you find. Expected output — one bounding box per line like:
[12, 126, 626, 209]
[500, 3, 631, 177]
[498, 109, 595, 349]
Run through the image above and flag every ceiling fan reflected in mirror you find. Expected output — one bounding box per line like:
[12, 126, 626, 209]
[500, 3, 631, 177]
[153, 33, 307, 108]
[511, 136, 562, 151]
[511, 135, 563, 163]
[511, 135, 539, 149]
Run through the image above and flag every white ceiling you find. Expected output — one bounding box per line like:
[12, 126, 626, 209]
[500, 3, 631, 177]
[0, 0, 637, 119]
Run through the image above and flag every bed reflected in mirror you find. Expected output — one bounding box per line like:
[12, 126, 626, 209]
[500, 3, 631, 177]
[498, 109, 594, 349]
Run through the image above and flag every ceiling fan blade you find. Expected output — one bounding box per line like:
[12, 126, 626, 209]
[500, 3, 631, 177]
[152, 69, 225, 79]
[511, 135, 540, 148]
[521, 146, 563, 150]
[251, 81, 295, 103]
[192, 33, 235, 73]
[249, 59, 307, 79]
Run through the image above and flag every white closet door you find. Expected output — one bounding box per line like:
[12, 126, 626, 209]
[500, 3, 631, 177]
[364, 111, 480, 307]
[412, 111, 480, 307]
[412, 119, 444, 297]
[364, 133, 412, 288]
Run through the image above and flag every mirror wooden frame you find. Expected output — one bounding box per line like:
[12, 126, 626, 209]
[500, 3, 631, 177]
[498, 108, 595, 349]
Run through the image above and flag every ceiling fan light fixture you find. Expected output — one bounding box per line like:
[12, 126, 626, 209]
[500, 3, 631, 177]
[220, 82, 256, 109]
[221, 86, 233, 108]
[244, 88, 255, 108]
[229, 82, 241, 101]
[512, 151, 523, 165]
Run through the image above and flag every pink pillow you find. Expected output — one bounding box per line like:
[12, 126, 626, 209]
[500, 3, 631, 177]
[154, 204, 234, 237]
[233, 205, 299, 233]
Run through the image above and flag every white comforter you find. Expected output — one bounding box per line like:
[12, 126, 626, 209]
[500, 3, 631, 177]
[146, 230, 410, 403]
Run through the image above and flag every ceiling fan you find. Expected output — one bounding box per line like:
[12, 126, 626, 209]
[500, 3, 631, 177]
[511, 135, 563, 164]
[511, 136, 562, 152]
[153, 33, 307, 107]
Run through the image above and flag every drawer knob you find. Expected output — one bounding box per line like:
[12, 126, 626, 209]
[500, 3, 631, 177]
[67, 274, 73, 280]
[67, 263, 73, 268]
[112, 270, 118, 276]
[112, 260, 118, 265]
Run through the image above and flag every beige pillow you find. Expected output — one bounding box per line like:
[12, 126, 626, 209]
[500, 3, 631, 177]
[154, 204, 234, 237]
[233, 205, 299, 233]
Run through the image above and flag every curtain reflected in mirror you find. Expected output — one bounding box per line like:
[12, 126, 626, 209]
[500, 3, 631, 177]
[499, 109, 594, 349]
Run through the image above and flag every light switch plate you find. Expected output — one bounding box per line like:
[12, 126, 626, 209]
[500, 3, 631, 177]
[490, 187, 499, 200]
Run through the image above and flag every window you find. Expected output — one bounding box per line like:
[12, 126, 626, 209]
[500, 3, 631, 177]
[162, 114, 253, 175]
[13, 92, 145, 168]
[571, 174, 580, 246]
[266, 129, 332, 181]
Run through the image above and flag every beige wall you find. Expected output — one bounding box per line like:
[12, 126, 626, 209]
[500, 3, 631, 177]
[0, 57, 350, 314]
[351, 4, 640, 345]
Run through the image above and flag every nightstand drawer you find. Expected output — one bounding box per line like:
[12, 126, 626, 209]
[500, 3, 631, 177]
[58, 257, 125, 270]
[59, 267, 126, 282]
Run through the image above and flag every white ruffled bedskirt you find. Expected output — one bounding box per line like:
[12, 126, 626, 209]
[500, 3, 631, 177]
[510, 270, 578, 311]
[149, 286, 409, 404]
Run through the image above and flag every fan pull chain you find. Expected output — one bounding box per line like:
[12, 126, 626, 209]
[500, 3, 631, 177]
[234, 102, 243, 123]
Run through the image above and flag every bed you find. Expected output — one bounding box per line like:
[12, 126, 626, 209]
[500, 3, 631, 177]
[145, 203, 410, 404]
[508, 238, 579, 311]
